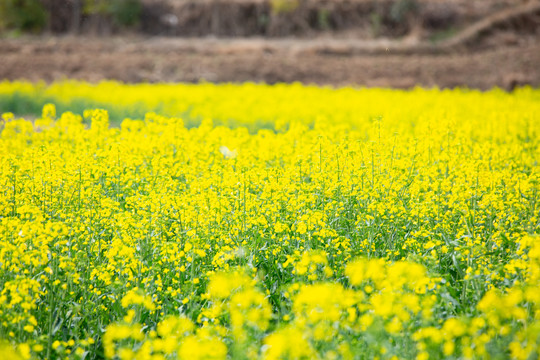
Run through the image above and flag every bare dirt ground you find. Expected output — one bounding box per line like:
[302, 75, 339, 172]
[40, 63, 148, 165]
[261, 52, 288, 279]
[1, 33, 538, 90]
[1, 1, 539, 90]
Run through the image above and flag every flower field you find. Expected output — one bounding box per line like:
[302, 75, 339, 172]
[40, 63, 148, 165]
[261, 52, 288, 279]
[0, 82, 539, 360]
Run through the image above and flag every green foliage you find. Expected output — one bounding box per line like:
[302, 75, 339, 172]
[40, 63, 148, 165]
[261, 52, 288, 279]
[83, 0, 141, 28]
[82, 0, 109, 15]
[270, 0, 299, 15]
[390, 0, 419, 22]
[109, 0, 142, 27]
[429, 27, 457, 44]
[0, 93, 163, 127]
[370, 12, 382, 37]
[0, 0, 47, 33]
[317, 9, 330, 30]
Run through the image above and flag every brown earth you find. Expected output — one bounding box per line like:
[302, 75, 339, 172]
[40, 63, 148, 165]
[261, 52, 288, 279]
[1, 1, 539, 90]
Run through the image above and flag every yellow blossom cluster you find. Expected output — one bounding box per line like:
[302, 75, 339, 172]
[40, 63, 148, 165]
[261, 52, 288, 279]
[0, 82, 539, 359]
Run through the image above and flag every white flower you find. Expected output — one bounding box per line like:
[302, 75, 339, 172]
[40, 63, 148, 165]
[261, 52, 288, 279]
[219, 146, 237, 159]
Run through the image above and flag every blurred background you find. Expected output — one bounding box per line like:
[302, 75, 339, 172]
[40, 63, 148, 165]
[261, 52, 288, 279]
[0, 0, 539, 89]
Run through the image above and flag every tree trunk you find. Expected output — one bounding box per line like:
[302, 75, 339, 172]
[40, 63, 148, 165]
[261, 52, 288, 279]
[72, 0, 81, 34]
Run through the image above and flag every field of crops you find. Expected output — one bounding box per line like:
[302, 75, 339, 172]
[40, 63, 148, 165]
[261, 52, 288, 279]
[0, 82, 539, 360]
